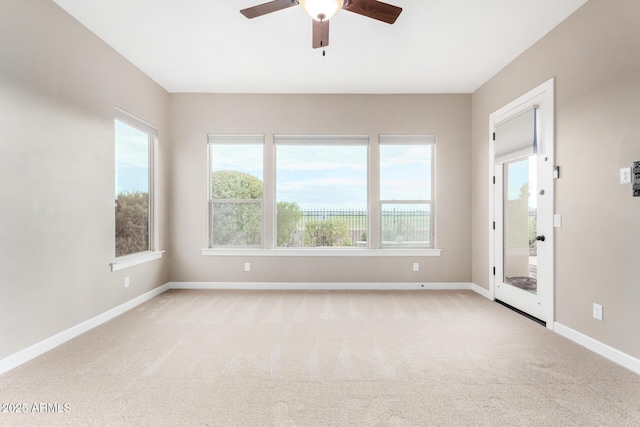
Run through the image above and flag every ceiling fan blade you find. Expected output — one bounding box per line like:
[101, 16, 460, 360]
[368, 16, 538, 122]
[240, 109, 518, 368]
[342, 0, 402, 24]
[240, 0, 299, 19]
[312, 19, 330, 49]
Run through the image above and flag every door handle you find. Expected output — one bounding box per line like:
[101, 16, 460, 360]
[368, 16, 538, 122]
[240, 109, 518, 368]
[536, 235, 546, 242]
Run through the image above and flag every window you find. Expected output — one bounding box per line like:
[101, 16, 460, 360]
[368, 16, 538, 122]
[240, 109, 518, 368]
[275, 135, 368, 248]
[379, 135, 434, 248]
[114, 109, 156, 257]
[208, 135, 264, 247]
[203, 133, 438, 254]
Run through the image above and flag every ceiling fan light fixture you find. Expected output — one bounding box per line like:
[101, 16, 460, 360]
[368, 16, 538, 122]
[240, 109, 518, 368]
[300, 0, 342, 21]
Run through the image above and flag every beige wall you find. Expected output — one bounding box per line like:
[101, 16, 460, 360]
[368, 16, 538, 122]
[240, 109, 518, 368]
[169, 94, 471, 283]
[0, 0, 171, 360]
[472, 0, 640, 358]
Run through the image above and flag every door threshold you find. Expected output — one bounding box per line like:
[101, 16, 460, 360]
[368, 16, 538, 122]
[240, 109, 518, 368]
[495, 299, 546, 327]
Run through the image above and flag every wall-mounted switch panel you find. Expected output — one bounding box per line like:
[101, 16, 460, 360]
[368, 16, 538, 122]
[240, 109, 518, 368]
[634, 161, 640, 197]
[412, 262, 420, 272]
[244, 262, 251, 272]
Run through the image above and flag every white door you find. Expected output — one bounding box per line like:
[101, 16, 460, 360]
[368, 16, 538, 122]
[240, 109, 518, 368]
[491, 79, 555, 326]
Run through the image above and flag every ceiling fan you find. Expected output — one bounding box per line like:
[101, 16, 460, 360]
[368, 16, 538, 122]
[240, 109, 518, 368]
[240, 0, 402, 54]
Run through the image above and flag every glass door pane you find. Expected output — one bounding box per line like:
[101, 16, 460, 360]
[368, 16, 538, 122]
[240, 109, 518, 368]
[503, 155, 537, 295]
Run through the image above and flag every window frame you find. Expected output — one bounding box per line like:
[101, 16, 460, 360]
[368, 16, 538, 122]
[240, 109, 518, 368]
[111, 108, 163, 272]
[202, 133, 441, 257]
[274, 134, 370, 250]
[207, 134, 265, 248]
[378, 135, 436, 249]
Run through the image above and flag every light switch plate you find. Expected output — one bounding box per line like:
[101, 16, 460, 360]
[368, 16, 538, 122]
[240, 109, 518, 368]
[593, 303, 603, 321]
[620, 167, 631, 184]
[554, 214, 562, 228]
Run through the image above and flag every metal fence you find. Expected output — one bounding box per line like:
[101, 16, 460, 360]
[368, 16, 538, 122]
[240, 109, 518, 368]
[299, 209, 367, 245]
[292, 208, 431, 246]
[381, 207, 431, 246]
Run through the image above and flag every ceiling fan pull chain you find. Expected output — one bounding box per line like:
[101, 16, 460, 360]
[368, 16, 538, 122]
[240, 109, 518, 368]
[321, 18, 326, 56]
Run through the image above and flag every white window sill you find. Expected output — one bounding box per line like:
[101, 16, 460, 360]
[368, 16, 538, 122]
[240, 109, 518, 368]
[110, 250, 165, 272]
[201, 248, 441, 257]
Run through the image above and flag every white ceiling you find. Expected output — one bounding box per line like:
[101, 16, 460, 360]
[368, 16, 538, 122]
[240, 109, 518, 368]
[52, 0, 588, 94]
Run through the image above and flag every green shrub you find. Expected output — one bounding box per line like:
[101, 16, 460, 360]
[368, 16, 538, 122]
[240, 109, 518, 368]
[212, 170, 263, 199]
[276, 201, 302, 247]
[304, 219, 352, 247]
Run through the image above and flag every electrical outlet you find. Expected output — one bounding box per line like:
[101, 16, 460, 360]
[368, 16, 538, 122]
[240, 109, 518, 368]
[593, 303, 603, 321]
[620, 167, 631, 184]
[244, 262, 251, 272]
[412, 262, 419, 272]
[124, 276, 130, 288]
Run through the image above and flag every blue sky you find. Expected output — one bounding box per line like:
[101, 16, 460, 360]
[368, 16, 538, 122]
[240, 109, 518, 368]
[276, 145, 367, 209]
[115, 120, 149, 195]
[211, 143, 433, 210]
[380, 145, 432, 201]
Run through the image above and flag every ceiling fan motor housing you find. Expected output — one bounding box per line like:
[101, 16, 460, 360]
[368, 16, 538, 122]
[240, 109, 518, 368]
[300, 0, 343, 21]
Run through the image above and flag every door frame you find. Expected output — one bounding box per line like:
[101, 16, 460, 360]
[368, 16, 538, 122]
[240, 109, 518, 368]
[488, 78, 555, 330]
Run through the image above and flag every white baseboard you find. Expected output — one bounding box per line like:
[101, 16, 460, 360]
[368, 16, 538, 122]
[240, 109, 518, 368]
[6, 282, 636, 379]
[0, 281, 474, 375]
[0, 283, 171, 376]
[168, 282, 474, 291]
[470, 283, 492, 299]
[554, 322, 640, 375]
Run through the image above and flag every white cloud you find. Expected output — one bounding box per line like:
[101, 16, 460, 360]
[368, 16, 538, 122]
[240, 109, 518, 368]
[211, 145, 263, 177]
[380, 157, 430, 168]
[380, 145, 431, 168]
[276, 146, 367, 172]
[278, 177, 367, 192]
[115, 120, 149, 169]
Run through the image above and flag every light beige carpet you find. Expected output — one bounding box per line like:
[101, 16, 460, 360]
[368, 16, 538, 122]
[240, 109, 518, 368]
[1, 290, 638, 426]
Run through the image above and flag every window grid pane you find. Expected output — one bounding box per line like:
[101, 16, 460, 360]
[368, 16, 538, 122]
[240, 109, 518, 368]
[209, 140, 264, 247]
[380, 203, 432, 248]
[210, 200, 263, 246]
[275, 140, 367, 248]
[379, 138, 434, 248]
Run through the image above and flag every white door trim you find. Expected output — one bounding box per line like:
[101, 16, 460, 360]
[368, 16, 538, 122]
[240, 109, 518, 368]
[488, 78, 555, 330]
